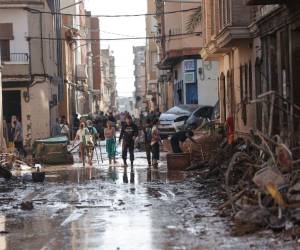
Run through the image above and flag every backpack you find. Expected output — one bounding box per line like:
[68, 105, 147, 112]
[84, 128, 94, 147]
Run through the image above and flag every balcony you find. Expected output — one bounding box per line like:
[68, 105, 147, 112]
[0, 0, 43, 3]
[2, 53, 29, 63]
[1, 53, 30, 77]
[246, 0, 285, 5]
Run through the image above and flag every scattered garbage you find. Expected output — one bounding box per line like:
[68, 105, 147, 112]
[167, 153, 191, 170]
[21, 201, 34, 210]
[32, 168, 45, 183]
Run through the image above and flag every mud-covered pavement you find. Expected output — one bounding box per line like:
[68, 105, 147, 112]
[0, 143, 297, 250]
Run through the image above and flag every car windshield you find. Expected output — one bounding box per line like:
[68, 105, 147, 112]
[165, 105, 198, 115]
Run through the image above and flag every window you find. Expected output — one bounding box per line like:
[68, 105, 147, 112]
[240, 65, 244, 102]
[0, 40, 10, 61]
[194, 107, 214, 118]
[249, 61, 253, 100]
[184, 72, 195, 83]
[184, 60, 195, 71]
[210, 1, 215, 36]
[225, 0, 232, 25]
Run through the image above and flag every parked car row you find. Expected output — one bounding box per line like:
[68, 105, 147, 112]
[158, 102, 220, 139]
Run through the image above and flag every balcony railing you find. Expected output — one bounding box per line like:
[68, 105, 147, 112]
[2, 53, 29, 63]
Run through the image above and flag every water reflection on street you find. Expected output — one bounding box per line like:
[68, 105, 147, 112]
[0, 147, 295, 250]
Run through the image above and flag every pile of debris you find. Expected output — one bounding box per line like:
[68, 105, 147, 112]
[187, 129, 300, 236]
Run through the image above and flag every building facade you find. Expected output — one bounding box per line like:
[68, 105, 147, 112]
[145, 0, 160, 112]
[133, 46, 146, 117]
[0, 0, 61, 141]
[153, 0, 219, 111]
[201, 0, 300, 145]
[100, 49, 117, 113]
[90, 17, 101, 113]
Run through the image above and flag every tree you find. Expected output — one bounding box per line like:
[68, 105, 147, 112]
[186, 5, 202, 33]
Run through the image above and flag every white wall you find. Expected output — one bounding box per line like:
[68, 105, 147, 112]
[0, 9, 29, 55]
[197, 60, 219, 106]
[174, 59, 219, 106]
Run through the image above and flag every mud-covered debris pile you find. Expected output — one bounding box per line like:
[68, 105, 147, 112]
[187, 129, 300, 236]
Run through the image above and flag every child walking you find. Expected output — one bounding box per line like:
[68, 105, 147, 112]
[105, 121, 117, 165]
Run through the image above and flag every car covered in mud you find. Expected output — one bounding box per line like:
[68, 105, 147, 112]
[185, 101, 220, 129]
[158, 105, 199, 138]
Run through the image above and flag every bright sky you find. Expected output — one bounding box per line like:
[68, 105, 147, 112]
[85, 0, 147, 97]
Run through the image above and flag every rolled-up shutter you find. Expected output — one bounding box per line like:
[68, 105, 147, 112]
[0, 23, 13, 40]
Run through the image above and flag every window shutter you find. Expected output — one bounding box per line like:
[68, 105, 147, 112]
[0, 23, 13, 40]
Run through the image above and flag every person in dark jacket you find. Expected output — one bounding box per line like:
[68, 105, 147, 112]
[72, 113, 80, 139]
[107, 112, 116, 124]
[119, 115, 138, 167]
[170, 130, 196, 154]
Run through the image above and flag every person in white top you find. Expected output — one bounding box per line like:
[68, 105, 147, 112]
[60, 116, 70, 139]
[74, 122, 88, 164]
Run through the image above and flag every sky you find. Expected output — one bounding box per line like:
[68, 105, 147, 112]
[85, 0, 147, 97]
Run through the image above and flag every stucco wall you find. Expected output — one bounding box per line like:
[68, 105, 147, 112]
[197, 60, 219, 106]
[219, 44, 257, 134]
[0, 9, 29, 55]
[5, 81, 51, 141]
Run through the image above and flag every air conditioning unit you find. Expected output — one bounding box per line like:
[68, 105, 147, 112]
[76, 64, 88, 81]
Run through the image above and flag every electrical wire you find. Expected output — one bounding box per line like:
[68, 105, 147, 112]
[27, 32, 202, 42]
[24, 6, 200, 18]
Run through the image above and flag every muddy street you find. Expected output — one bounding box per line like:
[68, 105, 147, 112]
[0, 144, 296, 250]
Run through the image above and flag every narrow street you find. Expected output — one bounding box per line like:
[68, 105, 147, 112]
[0, 143, 295, 250]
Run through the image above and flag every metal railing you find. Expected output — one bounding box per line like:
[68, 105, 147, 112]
[2, 53, 29, 62]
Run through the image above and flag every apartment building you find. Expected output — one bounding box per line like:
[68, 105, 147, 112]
[100, 49, 117, 113]
[59, 0, 99, 128]
[90, 17, 101, 113]
[0, 0, 61, 140]
[133, 46, 146, 117]
[201, 0, 254, 134]
[154, 0, 219, 110]
[145, 0, 159, 112]
[201, 0, 300, 144]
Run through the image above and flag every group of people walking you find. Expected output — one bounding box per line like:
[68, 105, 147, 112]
[70, 112, 161, 169]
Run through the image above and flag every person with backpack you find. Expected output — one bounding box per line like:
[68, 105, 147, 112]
[86, 120, 98, 165]
[143, 118, 152, 167]
[151, 118, 160, 169]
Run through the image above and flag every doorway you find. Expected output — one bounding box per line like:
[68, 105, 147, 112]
[2, 90, 22, 123]
[185, 83, 198, 104]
